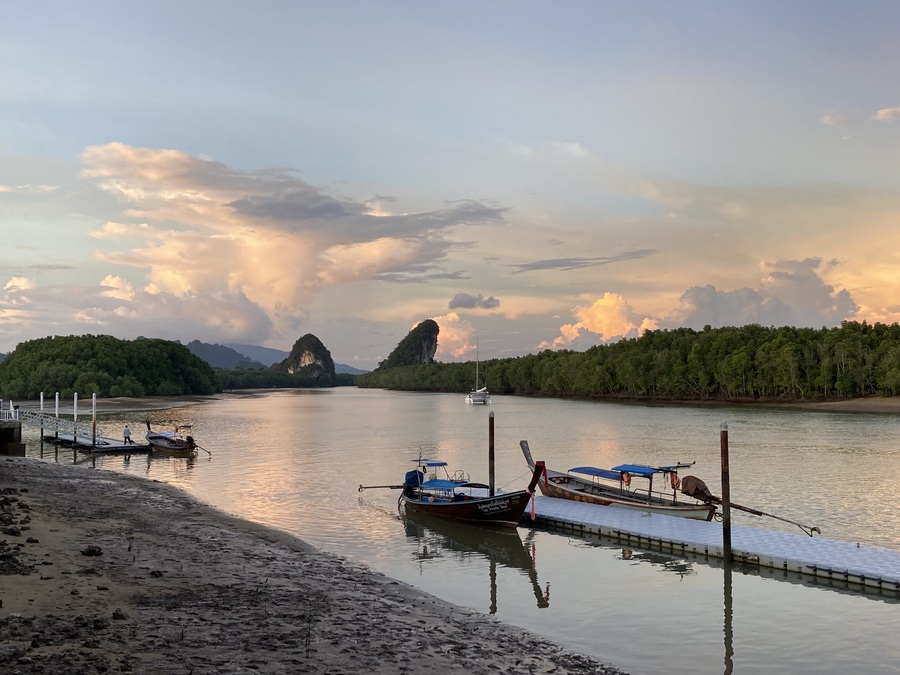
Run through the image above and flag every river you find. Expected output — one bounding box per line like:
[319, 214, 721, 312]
[21, 388, 900, 674]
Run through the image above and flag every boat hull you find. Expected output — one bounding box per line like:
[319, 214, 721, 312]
[520, 441, 716, 521]
[146, 435, 197, 454]
[537, 473, 715, 520]
[401, 489, 533, 528]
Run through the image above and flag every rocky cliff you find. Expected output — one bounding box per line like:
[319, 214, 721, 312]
[274, 334, 336, 384]
[376, 319, 439, 370]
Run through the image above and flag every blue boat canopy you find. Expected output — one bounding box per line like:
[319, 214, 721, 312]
[613, 464, 663, 477]
[569, 466, 623, 481]
[413, 459, 448, 467]
[421, 479, 469, 490]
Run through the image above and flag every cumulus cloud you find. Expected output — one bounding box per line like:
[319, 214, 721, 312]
[539, 292, 657, 350]
[4, 277, 36, 292]
[0, 273, 276, 347]
[873, 107, 900, 122]
[448, 292, 500, 310]
[542, 258, 858, 350]
[100, 275, 135, 301]
[429, 312, 472, 360]
[76, 143, 507, 342]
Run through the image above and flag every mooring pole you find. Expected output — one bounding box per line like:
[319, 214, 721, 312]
[489, 410, 495, 497]
[720, 421, 732, 563]
[92, 393, 97, 449]
[723, 557, 734, 674]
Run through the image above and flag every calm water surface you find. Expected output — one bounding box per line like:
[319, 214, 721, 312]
[23, 389, 900, 675]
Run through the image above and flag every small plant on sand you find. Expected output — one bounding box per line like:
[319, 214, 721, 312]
[302, 591, 330, 658]
[252, 578, 270, 613]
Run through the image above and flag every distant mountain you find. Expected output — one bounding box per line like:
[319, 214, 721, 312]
[272, 334, 335, 385]
[0, 353, 5, 363]
[335, 363, 368, 375]
[224, 343, 289, 367]
[186, 340, 265, 370]
[225, 342, 368, 374]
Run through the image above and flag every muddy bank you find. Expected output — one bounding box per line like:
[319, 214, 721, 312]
[0, 457, 622, 674]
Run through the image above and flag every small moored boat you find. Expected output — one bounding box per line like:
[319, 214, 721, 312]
[400, 457, 544, 527]
[520, 440, 717, 521]
[361, 456, 545, 528]
[145, 421, 197, 454]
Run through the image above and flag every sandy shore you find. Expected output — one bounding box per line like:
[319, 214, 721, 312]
[0, 457, 622, 674]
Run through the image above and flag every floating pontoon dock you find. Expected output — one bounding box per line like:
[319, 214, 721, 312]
[525, 495, 900, 591]
[43, 433, 151, 453]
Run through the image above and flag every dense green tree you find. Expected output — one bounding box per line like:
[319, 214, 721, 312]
[0, 335, 220, 399]
[358, 321, 900, 402]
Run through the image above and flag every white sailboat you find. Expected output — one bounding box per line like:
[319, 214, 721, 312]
[465, 341, 491, 405]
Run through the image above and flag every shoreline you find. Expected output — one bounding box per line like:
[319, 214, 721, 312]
[10, 390, 900, 415]
[0, 456, 622, 674]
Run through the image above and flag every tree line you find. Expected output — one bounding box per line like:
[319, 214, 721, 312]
[0, 335, 220, 398]
[0, 334, 354, 399]
[357, 321, 900, 401]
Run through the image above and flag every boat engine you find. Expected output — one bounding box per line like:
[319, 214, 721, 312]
[680, 475, 716, 503]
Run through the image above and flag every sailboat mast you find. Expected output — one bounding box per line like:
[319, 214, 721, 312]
[475, 340, 480, 389]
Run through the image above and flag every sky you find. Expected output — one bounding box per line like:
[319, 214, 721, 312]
[2, 2, 899, 370]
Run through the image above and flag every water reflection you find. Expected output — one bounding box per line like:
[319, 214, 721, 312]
[555, 525, 899, 604]
[723, 560, 734, 675]
[617, 547, 696, 579]
[402, 513, 551, 612]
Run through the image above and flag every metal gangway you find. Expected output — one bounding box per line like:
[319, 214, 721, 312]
[16, 409, 96, 439]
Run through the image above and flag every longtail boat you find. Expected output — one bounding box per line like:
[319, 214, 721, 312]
[520, 440, 717, 521]
[361, 456, 545, 528]
[145, 420, 197, 455]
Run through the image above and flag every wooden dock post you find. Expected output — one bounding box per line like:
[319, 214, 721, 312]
[488, 411, 495, 497]
[92, 393, 97, 449]
[720, 421, 732, 563]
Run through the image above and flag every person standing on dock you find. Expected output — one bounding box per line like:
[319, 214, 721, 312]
[124, 425, 133, 444]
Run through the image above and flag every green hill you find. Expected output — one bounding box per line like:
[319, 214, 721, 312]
[0, 335, 221, 399]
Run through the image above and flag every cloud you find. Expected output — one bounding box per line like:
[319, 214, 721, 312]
[511, 250, 655, 273]
[1, 273, 276, 347]
[448, 292, 500, 310]
[661, 259, 857, 330]
[539, 292, 657, 350]
[873, 107, 900, 122]
[542, 258, 858, 350]
[429, 312, 472, 360]
[503, 140, 591, 159]
[100, 275, 134, 301]
[821, 112, 851, 127]
[4, 277, 36, 292]
[78, 143, 508, 342]
[0, 184, 58, 194]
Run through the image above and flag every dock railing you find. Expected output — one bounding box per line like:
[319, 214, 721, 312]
[16, 409, 95, 439]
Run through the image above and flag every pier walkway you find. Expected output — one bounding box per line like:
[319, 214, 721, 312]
[9, 409, 150, 452]
[526, 495, 900, 591]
